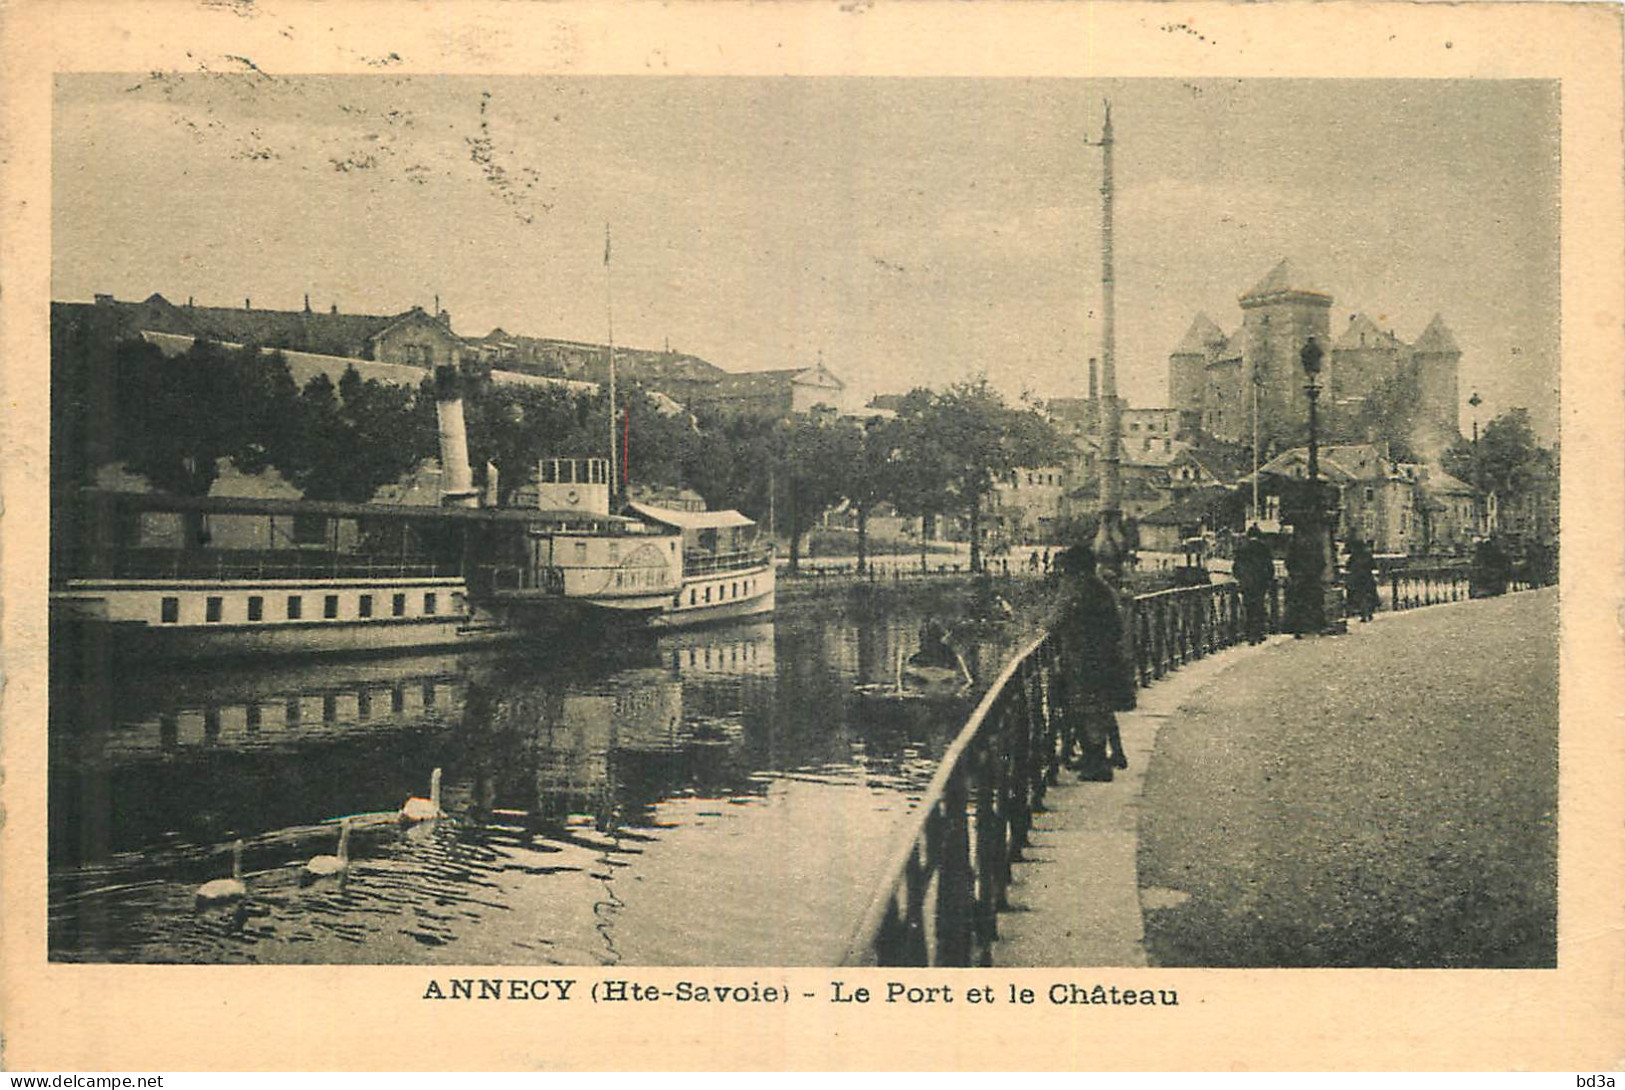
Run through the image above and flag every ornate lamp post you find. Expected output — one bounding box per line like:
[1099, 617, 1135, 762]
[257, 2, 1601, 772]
[1468, 390, 1483, 535]
[1286, 336, 1344, 635]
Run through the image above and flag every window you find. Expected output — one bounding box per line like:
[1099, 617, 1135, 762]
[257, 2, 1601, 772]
[358, 594, 374, 618]
[574, 541, 588, 563]
[690, 589, 698, 606]
[247, 596, 264, 622]
[393, 593, 407, 617]
[324, 594, 339, 619]
[424, 592, 438, 615]
[292, 514, 328, 546]
[287, 595, 303, 620]
[1365, 487, 1375, 502]
[161, 597, 180, 624]
[704, 586, 712, 604]
[205, 597, 223, 623]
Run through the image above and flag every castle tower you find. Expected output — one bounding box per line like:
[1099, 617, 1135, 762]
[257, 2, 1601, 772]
[1411, 313, 1462, 435]
[1169, 312, 1224, 418]
[1330, 313, 1404, 405]
[1238, 259, 1333, 448]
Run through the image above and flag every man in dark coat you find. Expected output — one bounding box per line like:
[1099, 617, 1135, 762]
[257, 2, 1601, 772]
[1345, 539, 1379, 622]
[1234, 525, 1275, 644]
[1049, 544, 1134, 782]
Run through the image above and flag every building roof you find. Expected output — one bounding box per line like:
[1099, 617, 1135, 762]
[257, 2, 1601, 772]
[1242, 443, 1397, 485]
[1333, 313, 1406, 353]
[1412, 313, 1461, 355]
[1419, 468, 1476, 495]
[1172, 312, 1226, 356]
[139, 331, 597, 394]
[1239, 259, 1332, 305]
[1141, 485, 1234, 526]
[625, 501, 755, 531]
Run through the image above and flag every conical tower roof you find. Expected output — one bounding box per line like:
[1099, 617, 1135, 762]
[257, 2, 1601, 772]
[1172, 312, 1225, 356]
[1413, 313, 1461, 355]
[1240, 258, 1331, 305]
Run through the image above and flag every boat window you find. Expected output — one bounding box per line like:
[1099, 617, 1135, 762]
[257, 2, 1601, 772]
[205, 597, 223, 623]
[704, 586, 711, 603]
[574, 541, 588, 563]
[359, 594, 374, 618]
[424, 592, 438, 615]
[247, 596, 264, 622]
[287, 595, 303, 620]
[393, 593, 407, 617]
[324, 594, 339, 619]
[160, 597, 179, 624]
[690, 589, 697, 606]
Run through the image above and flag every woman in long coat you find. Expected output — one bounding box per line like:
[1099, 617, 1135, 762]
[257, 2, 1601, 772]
[1345, 539, 1379, 622]
[1049, 544, 1134, 782]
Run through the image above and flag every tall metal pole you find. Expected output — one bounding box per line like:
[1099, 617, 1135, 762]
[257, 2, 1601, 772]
[605, 222, 619, 504]
[1251, 367, 1261, 524]
[1469, 390, 1483, 535]
[1091, 100, 1126, 581]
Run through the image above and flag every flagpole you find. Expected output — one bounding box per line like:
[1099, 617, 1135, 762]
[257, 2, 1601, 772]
[605, 222, 618, 505]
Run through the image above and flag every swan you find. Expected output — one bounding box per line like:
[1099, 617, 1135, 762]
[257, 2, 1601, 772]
[300, 818, 352, 885]
[399, 767, 443, 823]
[194, 839, 247, 910]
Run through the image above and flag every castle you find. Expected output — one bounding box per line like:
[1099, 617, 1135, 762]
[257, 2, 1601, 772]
[1168, 260, 1462, 453]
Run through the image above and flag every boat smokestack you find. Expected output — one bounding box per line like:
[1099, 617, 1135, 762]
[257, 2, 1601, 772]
[434, 365, 479, 508]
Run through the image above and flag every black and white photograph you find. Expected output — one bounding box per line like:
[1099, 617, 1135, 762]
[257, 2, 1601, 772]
[44, 70, 1563, 972]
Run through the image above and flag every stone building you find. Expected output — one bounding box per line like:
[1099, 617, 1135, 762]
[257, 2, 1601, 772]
[1168, 260, 1463, 450]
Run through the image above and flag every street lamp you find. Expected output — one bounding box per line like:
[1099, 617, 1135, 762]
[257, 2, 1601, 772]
[1301, 335, 1323, 482]
[1286, 336, 1342, 635]
[1468, 390, 1483, 535]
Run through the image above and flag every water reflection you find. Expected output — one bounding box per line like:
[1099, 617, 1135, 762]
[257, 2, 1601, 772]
[50, 591, 1025, 964]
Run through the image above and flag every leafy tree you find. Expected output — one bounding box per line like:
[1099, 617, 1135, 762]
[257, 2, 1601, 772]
[1441, 407, 1544, 499]
[834, 416, 904, 573]
[277, 366, 435, 502]
[894, 379, 1065, 573]
[111, 338, 300, 498]
[770, 414, 855, 572]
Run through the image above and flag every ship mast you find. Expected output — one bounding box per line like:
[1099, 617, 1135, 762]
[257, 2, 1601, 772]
[605, 222, 619, 505]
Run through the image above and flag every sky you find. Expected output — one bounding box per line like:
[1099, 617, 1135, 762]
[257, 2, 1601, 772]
[53, 75, 1560, 439]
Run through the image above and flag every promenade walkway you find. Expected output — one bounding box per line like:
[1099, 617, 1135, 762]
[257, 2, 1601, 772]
[990, 587, 1558, 968]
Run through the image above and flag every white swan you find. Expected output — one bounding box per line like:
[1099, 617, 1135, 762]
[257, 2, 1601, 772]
[301, 818, 352, 885]
[399, 768, 443, 823]
[194, 839, 247, 910]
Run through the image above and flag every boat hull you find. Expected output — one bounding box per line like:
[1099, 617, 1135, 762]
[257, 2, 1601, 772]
[655, 564, 775, 629]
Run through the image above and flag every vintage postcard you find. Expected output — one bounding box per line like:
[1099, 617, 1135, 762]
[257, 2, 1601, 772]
[2, 0, 1621, 1072]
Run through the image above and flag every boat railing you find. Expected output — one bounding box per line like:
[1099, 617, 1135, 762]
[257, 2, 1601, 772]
[682, 547, 773, 577]
[473, 564, 565, 596]
[95, 549, 461, 582]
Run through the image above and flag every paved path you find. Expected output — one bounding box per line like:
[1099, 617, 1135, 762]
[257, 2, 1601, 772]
[990, 589, 1558, 968]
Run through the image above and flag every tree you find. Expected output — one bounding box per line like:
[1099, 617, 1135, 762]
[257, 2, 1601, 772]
[834, 416, 904, 573]
[769, 415, 853, 572]
[111, 338, 300, 498]
[277, 365, 436, 502]
[894, 379, 1065, 573]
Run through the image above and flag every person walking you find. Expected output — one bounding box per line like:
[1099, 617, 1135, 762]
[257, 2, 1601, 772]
[1048, 544, 1135, 782]
[1345, 539, 1378, 622]
[1234, 525, 1275, 644]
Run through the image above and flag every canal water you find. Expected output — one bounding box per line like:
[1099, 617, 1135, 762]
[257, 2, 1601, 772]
[49, 585, 1033, 965]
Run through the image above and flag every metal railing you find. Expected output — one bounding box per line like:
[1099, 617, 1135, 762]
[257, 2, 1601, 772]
[842, 631, 1061, 966]
[683, 547, 773, 577]
[1128, 583, 1247, 686]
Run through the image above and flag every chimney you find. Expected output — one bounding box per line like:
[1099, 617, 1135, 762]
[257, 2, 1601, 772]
[245, 298, 252, 310]
[433, 365, 479, 508]
[304, 293, 312, 313]
[94, 293, 114, 306]
[187, 296, 194, 308]
[1088, 356, 1099, 401]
